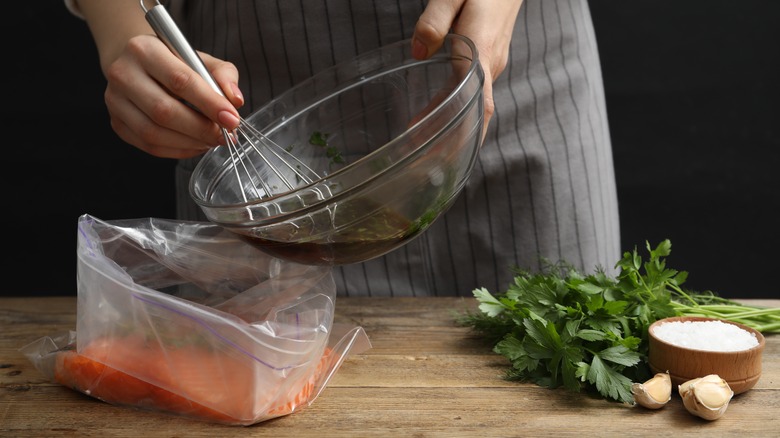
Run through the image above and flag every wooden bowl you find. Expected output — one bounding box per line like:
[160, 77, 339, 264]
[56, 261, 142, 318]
[648, 316, 765, 395]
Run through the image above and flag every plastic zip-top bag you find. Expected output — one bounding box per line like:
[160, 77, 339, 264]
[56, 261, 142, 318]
[21, 214, 370, 425]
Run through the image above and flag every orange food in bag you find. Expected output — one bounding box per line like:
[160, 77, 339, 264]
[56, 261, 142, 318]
[54, 335, 332, 424]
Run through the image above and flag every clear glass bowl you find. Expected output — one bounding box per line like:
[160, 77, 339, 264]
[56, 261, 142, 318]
[190, 34, 485, 265]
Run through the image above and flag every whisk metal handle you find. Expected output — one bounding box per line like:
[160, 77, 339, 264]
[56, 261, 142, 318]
[140, 0, 226, 98]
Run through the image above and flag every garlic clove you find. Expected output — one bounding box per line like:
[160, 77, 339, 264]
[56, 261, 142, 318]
[632, 372, 672, 409]
[678, 374, 734, 421]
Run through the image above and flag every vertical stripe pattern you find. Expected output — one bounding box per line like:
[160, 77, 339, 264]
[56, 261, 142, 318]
[170, 0, 621, 297]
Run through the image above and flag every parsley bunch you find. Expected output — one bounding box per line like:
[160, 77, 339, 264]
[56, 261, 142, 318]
[458, 240, 779, 404]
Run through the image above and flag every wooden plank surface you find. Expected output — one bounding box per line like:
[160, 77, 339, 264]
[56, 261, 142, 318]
[1, 296, 778, 437]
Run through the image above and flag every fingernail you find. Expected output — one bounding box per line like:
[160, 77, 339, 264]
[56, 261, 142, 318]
[218, 110, 240, 130]
[230, 82, 244, 106]
[412, 38, 428, 59]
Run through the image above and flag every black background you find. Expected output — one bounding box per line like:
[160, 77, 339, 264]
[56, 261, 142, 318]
[6, 2, 778, 298]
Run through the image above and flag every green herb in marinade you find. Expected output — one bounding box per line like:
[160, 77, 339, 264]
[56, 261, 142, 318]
[309, 131, 345, 166]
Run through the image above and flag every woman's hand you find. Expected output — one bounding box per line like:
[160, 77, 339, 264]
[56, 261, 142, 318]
[412, 0, 524, 131]
[76, 0, 244, 159]
[102, 35, 244, 158]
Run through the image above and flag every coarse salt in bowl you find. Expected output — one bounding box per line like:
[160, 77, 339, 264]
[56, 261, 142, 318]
[648, 316, 765, 394]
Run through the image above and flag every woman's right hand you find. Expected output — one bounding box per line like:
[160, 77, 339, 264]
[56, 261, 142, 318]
[74, 0, 244, 159]
[101, 34, 244, 159]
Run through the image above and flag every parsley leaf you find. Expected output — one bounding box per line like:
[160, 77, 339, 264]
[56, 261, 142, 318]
[584, 354, 635, 403]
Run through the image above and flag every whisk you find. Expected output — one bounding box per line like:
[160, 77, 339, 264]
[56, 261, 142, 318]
[140, 0, 321, 202]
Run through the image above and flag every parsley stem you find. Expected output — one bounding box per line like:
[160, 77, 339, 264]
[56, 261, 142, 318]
[676, 304, 779, 318]
[671, 301, 780, 333]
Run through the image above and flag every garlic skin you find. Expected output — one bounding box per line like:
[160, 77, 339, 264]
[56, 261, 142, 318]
[678, 374, 734, 420]
[632, 372, 672, 409]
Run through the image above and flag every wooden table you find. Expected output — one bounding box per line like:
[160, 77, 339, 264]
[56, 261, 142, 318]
[1, 297, 778, 437]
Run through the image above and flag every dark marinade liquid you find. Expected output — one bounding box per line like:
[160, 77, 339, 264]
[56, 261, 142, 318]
[239, 197, 414, 265]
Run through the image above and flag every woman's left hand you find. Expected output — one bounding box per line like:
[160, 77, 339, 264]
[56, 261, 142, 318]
[412, 0, 525, 132]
